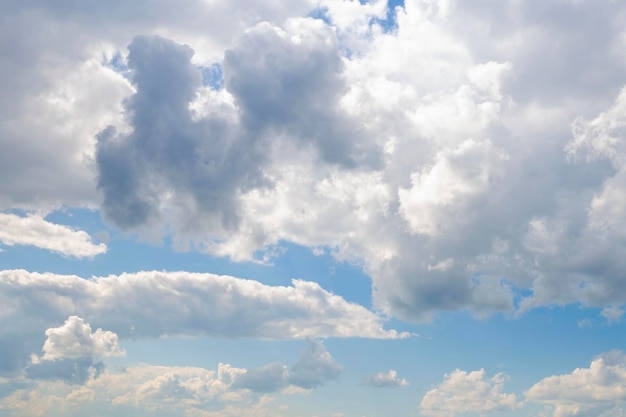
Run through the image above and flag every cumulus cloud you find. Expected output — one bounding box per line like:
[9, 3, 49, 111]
[0, 269, 405, 374]
[420, 368, 518, 417]
[0, 213, 106, 258]
[363, 370, 408, 388]
[526, 351, 626, 417]
[40, 316, 123, 361]
[25, 316, 123, 384]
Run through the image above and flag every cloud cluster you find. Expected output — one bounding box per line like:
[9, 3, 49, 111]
[0, 339, 340, 416]
[4, 0, 626, 329]
[0, 213, 106, 258]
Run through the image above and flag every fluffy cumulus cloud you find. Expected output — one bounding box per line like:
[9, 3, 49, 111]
[0, 213, 106, 258]
[526, 351, 626, 417]
[26, 316, 123, 384]
[39, 316, 123, 361]
[419, 368, 518, 417]
[0, 269, 404, 375]
[363, 370, 409, 388]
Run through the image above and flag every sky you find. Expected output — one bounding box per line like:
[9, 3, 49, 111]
[2, 0, 626, 416]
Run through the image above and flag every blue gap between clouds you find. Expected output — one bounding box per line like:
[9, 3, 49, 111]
[1, 208, 373, 308]
[308, 0, 405, 33]
[200, 63, 224, 90]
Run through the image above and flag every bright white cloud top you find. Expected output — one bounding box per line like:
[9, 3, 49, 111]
[0, 213, 106, 258]
[2, 0, 626, 416]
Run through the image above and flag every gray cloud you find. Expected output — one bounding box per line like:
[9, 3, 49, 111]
[234, 339, 343, 392]
[25, 358, 104, 385]
[232, 362, 288, 393]
[288, 339, 342, 389]
[224, 19, 380, 168]
[97, 35, 266, 230]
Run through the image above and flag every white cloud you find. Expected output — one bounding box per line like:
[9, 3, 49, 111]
[25, 316, 123, 384]
[601, 306, 624, 324]
[363, 370, 408, 388]
[40, 316, 123, 361]
[420, 368, 518, 417]
[0, 269, 406, 375]
[526, 351, 626, 417]
[0, 213, 106, 258]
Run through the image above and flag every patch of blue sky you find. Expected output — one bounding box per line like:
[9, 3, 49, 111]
[308, 0, 405, 33]
[376, 0, 404, 32]
[4, 208, 372, 308]
[103, 51, 131, 79]
[307, 6, 332, 26]
[199, 63, 224, 90]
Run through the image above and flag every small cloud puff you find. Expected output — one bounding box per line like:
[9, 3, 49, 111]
[40, 316, 124, 361]
[363, 370, 409, 388]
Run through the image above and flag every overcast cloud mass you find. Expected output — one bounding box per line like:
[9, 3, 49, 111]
[2, 0, 626, 416]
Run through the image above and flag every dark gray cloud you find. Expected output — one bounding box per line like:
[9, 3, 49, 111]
[97, 25, 381, 236]
[96, 35, 266, 230]
[0, 0, 316, 212]
[224, 19, 380, 168]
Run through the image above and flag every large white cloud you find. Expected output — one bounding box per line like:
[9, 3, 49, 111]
[0, 269, 405, 375]
[0, 213, 106, 258]
[419, 368, 518, 417]
[526, 351, 626, 417]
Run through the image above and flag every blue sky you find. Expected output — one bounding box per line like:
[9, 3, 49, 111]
[2, 0, 626, 416]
